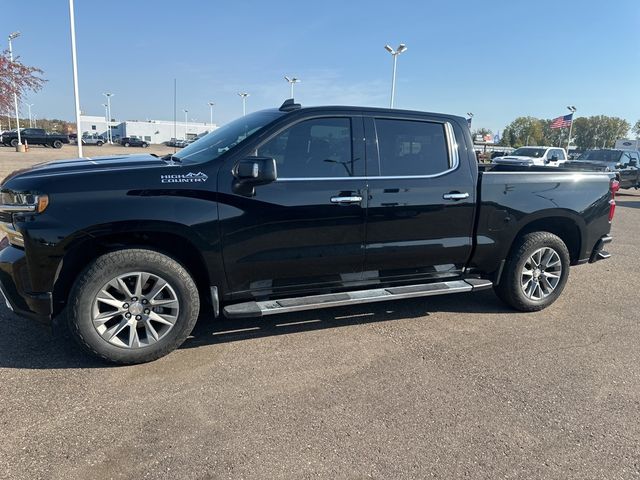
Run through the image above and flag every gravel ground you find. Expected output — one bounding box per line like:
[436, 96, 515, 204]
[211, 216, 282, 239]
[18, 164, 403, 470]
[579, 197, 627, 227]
[0, 146, 638, 479]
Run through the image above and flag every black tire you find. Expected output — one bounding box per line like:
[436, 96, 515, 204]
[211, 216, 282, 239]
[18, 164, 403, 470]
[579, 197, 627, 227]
[52, 140, 63, 149]
[96, 141, 103, 146]
[68, 249, 200, 364]
[142, 143, 148, 148]
[124, 142, 130, 147]
[494, 232, 570, 312]
[10, 138, 18, 148]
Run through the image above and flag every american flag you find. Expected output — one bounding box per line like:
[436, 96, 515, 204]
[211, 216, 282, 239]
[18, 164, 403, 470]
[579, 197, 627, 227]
[550, 114, 573, 129]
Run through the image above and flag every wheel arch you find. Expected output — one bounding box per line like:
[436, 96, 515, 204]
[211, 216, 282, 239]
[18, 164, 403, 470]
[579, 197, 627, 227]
[53, 229, 217, 318]
[510, 214, 583, 265]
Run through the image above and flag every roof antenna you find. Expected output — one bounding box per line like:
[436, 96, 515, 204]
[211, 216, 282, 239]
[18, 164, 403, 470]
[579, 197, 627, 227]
[279, 98, 301, 112]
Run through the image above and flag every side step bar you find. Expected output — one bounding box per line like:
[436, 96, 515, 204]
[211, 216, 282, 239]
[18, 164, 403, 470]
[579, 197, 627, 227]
[223, 278, 493, 319]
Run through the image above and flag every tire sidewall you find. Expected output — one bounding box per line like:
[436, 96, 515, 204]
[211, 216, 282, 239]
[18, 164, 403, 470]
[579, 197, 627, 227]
[508, 234, 570, 309]
[69, 250, 199, 364]
[53, 140, 62, 149]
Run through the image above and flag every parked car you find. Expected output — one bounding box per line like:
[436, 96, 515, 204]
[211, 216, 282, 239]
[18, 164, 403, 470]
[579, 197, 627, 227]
[120, 137, 149, 148]
[81, 134, 106, 146]
[563, 149, 640, 189]
[166, 139, 188, 148]
[0, 100, 617, 364]
[0, 128, 70, 149]
[492, 146, 568, 167]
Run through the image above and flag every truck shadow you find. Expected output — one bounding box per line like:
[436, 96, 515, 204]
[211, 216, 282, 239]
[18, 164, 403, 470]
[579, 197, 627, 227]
[0, 290, 509, 369]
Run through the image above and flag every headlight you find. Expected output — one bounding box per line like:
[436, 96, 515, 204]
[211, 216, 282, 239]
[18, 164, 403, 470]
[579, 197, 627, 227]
[0, 191, 49, 213]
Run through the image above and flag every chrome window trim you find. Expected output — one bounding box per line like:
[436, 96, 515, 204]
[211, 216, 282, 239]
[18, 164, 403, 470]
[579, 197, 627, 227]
[276, 119, 460, 181]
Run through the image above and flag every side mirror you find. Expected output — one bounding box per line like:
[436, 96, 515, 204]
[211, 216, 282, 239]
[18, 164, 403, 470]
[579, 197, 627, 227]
[629, 160, 637, 167]
[233, 157, 277, 195]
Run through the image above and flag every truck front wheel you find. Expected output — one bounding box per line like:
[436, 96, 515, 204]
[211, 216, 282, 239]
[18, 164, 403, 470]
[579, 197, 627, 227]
[52, 140, 63, 149]
[494, 232, 570, 312]
[10, 138, 18, 148]
[68, 249, 200, 364]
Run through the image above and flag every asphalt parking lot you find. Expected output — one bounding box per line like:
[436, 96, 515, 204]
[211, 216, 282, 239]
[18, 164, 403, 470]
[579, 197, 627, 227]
[0, 147, 639, 479]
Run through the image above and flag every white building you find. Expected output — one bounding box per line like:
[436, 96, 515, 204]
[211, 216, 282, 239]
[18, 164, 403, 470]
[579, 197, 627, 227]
[80, 115, 216, 144]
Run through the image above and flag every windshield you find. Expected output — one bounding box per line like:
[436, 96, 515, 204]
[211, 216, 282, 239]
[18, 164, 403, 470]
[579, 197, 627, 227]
[174, 110, 283, 163]
[577, 150, 622, 163]
[510, 147, 546, 158]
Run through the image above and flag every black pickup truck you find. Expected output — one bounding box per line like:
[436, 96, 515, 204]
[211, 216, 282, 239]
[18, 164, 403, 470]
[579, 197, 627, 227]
[563, 149, 640, 189]
[0, 101, 617, 364]
[1, 128, 70, 149]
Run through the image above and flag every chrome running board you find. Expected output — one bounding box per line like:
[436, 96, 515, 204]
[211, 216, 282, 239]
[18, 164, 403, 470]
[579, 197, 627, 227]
[223, 278, 493, 319]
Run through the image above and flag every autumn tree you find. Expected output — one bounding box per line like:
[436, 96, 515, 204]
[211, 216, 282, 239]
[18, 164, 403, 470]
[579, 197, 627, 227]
[0, 49, 46, 114]
[633, 119, 640, 139]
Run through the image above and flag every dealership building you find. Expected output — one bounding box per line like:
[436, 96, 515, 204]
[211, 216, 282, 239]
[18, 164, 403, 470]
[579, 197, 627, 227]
[79, 115, 216, 144]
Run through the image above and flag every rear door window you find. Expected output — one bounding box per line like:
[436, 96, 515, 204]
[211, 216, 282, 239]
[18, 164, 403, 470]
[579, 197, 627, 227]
[374, 119, 450, 176]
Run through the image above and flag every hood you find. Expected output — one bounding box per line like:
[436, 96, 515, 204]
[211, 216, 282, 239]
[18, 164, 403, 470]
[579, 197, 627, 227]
[2, 154, 169, 183]
[492, 156, 536, 165]
[563, 160, 613, 171]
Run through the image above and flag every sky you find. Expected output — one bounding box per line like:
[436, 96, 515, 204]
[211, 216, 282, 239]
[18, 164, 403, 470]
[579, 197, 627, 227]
[2, 0, 639, 133]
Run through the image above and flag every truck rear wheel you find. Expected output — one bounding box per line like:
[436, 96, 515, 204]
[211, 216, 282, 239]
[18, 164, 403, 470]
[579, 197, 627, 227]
[52, 140, 63, 149]
[10, 138, 18, 148]
[494, 232, 570, 312]
[68, 249, 200, 364]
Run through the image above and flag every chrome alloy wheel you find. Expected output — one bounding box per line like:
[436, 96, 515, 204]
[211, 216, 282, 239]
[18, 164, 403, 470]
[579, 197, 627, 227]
[521, 247, 562, 300]
[91, 272, 180, 349]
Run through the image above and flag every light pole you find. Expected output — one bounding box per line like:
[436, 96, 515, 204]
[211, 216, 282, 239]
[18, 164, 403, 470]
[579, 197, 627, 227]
[8, 32, 22, 147]
[33, 114, 37, 128]
[238, 92, 249, 116]
[67, 0, 84, 157]
[384, 43, 407, 108]
[566, 105, 577, 152]
[183, 109, 188, 140]
[103, 92, 114, 143]
[102, 103, 109, 139]
[26, 103, 34, 128]
[284, 76, 301, 99]
[207, 101, 215, 126]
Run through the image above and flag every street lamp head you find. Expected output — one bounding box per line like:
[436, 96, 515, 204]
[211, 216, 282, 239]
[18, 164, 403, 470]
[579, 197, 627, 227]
[284, 76, 291, 82]
[208, 101, 215, 107]
[567, 105, 576, 112]
[467, 112, 474, 118]
[396, 43, 407, 54]
[238, 92, 249, 98]
[384, 44, 394, 54]
[8, 32, 21, 41]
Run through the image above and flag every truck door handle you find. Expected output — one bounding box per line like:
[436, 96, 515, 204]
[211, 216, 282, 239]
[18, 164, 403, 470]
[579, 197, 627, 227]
[443, 192, 470, 200]
[330, 195, 363, 204]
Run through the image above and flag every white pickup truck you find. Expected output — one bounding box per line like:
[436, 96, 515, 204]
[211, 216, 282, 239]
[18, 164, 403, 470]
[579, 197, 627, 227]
[492, 146, 568, 167]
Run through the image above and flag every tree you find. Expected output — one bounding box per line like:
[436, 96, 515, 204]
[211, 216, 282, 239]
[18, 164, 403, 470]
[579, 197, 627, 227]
[572, 116, 630, 150]
[633, 119, 640, 139]
[0, 50, 46, 114]
[500, 117, 544, 147]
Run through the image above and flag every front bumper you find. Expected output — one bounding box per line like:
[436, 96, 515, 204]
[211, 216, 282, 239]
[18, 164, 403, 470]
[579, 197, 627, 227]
[0, 242, 53, 324]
